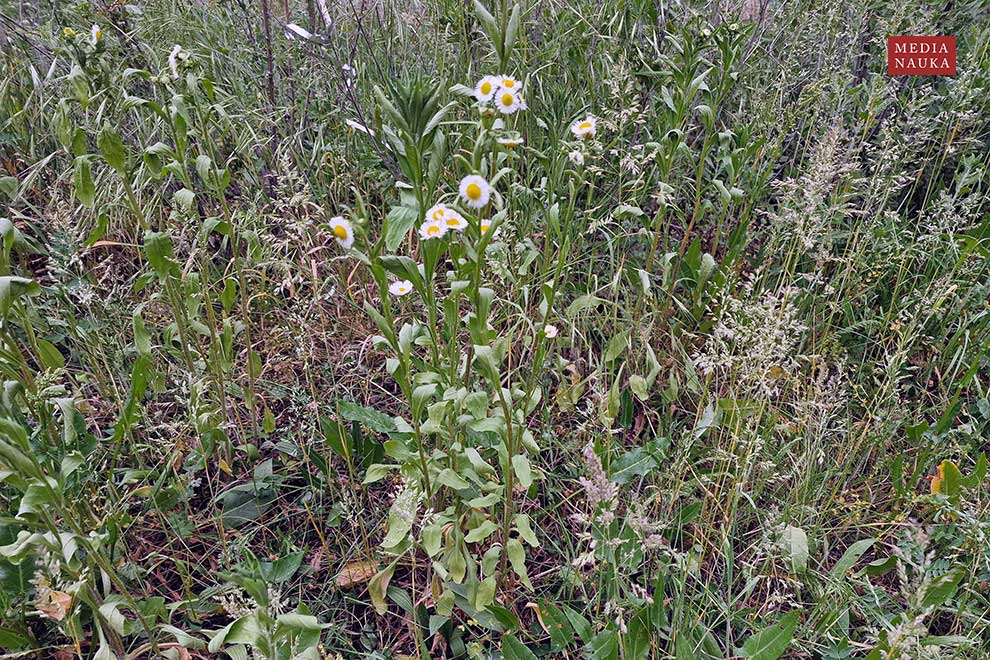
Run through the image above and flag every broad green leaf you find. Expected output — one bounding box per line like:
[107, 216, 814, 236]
[501, 633, 538, 660]
[506, 538, 532, 589]
[97, 127, 127, 173]
[781, 525, 809, 574]
[829, 539, 874, 580]
[740, 611, 799, 660]
[512, 454, 533, 488]
[73, 156, 95, 207]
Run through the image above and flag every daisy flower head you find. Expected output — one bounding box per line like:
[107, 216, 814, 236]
[474, 75, 501, 103]
[459, 175, 491, 209]
[499, 75, 520, 91]
[543, 324, 559, 339]
[568, 150, 585, 166]
[571, 115, 597, 139]
[442, 208, 468, 231]
[328, 216, 355, 250]
[388, 280, 413, 297]
[91, 24, 102, 45]
[419, 218, 448, 241]
[497, 134, 524, 149]
[495, 88, 524, 115]
[425, 203, 450, 223]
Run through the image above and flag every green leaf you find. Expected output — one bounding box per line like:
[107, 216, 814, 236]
[611, 443, 659, 485]
[362, 463, 397, 485]
[921, 569, 962, 608]
[475, 575, 497, 610]
[437, 468, 470, 490]
[97, 126, 127, 174]
[73, 156, 95, 208]
[276, 612, 328, 630]
[501, 633, 538, 660]
[513, 513, 538, 547]
[384, 203, 420, 251]
[512, 454, 533, 488]
[0, 177, 18, 200]
[142, 231, 176, 278]
[465, 520, 499, 543]
[338, 400, 396, 433]
[506, 538, 532, 589]
[0, 276, 41, 318]
[740, 611, 799, 660]
[781, 525, 809, 574]
[829, 539, 873, 580]
[538, 600, 573, 649]
[369, 557, 399, 615]
[586, 629, 619, 659]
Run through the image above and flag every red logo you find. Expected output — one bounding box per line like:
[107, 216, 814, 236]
[887, 36, 956, 75]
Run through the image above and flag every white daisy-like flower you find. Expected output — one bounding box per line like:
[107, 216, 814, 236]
[480, 219, 492, 234]
[568, 150, 585, 166]
[495, 89, 524, 115]
[168, 45, 182, 80]
[388, 280, 413, 296]
[499, 75, 520, 91]
[571, 115, 597, 139]
[419, 218, 448, 240]
[442, 209, 468, 231]
[91, 24, 102, 45]
[497, 135, 524, 148]
[328, 216, 355, 249]
[474, 75, 500, 103]
[425, 203, 451, 223]
[543, 324, 559, 339]
[459, 175, 491, 209]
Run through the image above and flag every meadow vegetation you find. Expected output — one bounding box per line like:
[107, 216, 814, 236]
[0, 0, 988, 657]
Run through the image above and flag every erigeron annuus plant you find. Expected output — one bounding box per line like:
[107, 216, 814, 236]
[333, 0, 582, 621]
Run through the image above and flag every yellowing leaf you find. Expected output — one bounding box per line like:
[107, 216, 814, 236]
[335, 560, 378, 589]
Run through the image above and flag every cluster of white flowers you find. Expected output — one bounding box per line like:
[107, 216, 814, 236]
[474, 74, 527, 114]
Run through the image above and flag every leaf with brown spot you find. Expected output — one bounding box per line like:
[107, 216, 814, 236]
[335, 560, 378, 588]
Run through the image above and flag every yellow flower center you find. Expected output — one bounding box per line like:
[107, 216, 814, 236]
[481, 222, 490, 233]
[446, 217, 461, 227]
[503, 79, 515, 88]
[427, 225, 440, 236]
[431, 209, 445, 220]
[466, 183, 482, 200]
[501, 93, 514, 107]
[480, 81, 492, 94]
[333, 225, 348, 240]
[578, 121, 592, 131]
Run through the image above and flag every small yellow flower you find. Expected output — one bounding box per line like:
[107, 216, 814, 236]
[459, 175, 491, 209]
[388, 280, 413, 296]
[474, 75, 500, 103]
[419, 218, 448, 240]
[571, 115, 597, 139]
[543, 324, 559, 339]
[328, 216, 354, 249]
